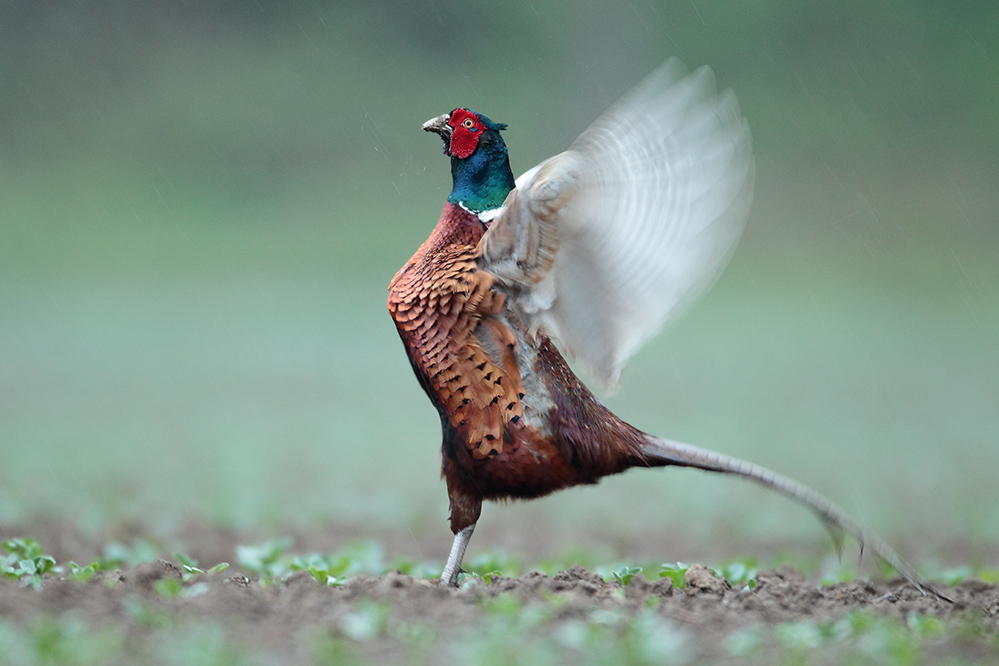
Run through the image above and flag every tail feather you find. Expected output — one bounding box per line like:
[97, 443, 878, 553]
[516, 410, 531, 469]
[640, 435, 950, 601]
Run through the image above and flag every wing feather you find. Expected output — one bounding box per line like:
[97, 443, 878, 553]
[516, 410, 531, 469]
[479, 59, 754, 389]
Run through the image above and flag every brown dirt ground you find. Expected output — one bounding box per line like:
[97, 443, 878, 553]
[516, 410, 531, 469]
[2, 522, 998, 664]
[2, 561, 998, 664]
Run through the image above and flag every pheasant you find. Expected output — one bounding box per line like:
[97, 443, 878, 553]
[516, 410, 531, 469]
[387, 59, 943, 597]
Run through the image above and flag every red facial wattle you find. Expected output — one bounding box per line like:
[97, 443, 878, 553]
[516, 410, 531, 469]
[448, 109, 484, 159]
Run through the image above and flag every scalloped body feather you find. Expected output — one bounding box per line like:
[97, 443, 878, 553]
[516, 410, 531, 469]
[388, 202, 649, 532]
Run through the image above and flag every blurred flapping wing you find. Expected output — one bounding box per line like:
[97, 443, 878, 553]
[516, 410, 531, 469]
[479, 59, 754, 390]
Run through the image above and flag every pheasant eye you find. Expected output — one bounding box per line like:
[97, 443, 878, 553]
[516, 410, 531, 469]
[462, 118, 476, 129]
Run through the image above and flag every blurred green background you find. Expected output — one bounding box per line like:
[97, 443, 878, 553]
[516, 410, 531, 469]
[2, 1, 997, 565]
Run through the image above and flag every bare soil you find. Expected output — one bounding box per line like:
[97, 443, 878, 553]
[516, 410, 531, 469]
[2, 559, 998, 663]
[2, 522, 998, 664]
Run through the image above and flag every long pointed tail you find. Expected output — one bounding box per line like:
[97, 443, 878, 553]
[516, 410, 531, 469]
[639, 435, 950, 601]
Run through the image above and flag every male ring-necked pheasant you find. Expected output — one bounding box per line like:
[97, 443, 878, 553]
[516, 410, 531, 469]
[387, 60, 942, 596]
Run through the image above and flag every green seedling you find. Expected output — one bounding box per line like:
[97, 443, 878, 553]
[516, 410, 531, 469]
[289, 554, 343, 586]
[235, 539, 387, 585]
[481, 570, 504, 584]
[466, 551, 520, 580]
[3, 537, 44, 561]
[3, 537, 57, 589]
[658, 562, 689, 589]
[173, 552, 229, 581]
[719, 557, 758, 590]
[329, 541, 385, 578]
[611, 565, 643, 586]
[288, 542, 386, 585]
[66, 561, 100, 582]
[174, 552, 200, 570]
[235, 537, 293, 578]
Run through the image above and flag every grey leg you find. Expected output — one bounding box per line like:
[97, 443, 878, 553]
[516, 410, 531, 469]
[439, 523, 475, 587]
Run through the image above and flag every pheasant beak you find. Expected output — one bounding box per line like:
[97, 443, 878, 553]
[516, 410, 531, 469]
[423, 113, 452, 155]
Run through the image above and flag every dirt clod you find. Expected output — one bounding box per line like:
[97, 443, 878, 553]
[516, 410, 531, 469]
[129, 559, 182, 590]
[684, 563, 731, 595]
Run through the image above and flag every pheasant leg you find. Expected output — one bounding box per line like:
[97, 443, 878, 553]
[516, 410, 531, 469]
[440, 524, 475, 587]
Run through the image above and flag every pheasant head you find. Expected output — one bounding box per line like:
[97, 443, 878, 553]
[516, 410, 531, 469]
[423, 108, 516, 217]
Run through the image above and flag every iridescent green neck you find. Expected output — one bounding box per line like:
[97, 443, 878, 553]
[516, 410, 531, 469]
[447, 134, 516, 213]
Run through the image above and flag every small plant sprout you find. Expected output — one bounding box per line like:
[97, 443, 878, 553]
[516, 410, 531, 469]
[174, 553, 229, 581]
[658, 563, 689, 589]
[65, 561, 100, 583]
[235, 537, 294, 579]
[611, 566, 643, 586]
[3, 538, 58, 589]
[466, 551, 520, 581]
[720, 557, 758, 591]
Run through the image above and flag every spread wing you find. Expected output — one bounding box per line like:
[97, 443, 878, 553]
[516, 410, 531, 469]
[479, 59, 754, 390]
